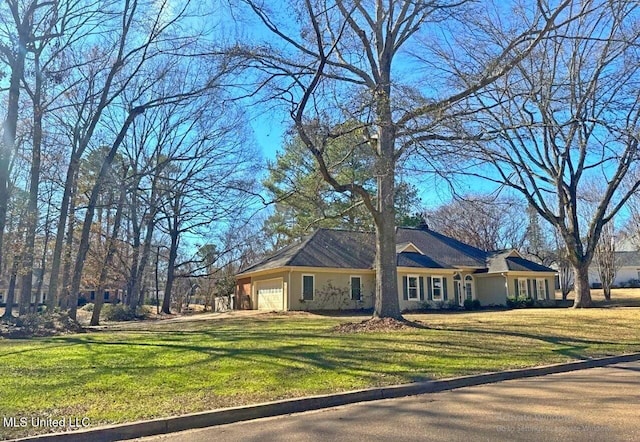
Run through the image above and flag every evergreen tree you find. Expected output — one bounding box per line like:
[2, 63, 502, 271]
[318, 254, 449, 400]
[263, 124, 420, 246]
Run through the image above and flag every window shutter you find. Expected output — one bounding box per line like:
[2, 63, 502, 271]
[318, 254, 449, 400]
[544, 279, 550, 300]
[402, 276, 408, 300]
[419, 277, 425, 301]
[527, 279, 532, 298]
[515, 278, 519, 297]
[427, 277, 433, 301]
[533, 279, 538, 299]
[443, 277, 448, 301]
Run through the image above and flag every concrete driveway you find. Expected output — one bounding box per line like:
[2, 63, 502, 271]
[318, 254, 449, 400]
[133, 361, 640, 442]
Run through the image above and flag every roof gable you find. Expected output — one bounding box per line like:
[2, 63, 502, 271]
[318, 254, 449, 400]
[396, 242, 424, 255]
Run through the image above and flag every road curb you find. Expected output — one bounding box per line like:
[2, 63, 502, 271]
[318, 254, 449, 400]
[13, 352, 640, 442]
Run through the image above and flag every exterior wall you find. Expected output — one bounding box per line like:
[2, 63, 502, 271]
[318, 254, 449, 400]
[287, 270, 375, 311]
[505, 274, 556, 300]
[397, 270, 457, 311]
[237, 269, 557, 311]
[589, 266, 640, 286]
[249, 271, 290, 310]
[475, 275, 507, 306]
[235, 277, 252, 310]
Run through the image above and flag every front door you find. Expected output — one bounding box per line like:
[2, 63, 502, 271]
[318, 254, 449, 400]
[456, 280, 463, 306]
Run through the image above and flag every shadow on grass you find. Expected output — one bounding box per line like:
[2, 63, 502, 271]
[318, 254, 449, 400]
[428, 324, 627, 360]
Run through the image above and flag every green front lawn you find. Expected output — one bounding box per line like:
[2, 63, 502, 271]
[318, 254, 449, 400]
[1, 308, 640, 439]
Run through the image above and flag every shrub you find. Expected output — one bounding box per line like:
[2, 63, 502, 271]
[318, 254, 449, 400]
[102, 305, 147, 322]
[472, 299, 481, 310]
[446, 299, 460, 310]
[507, 296, 534, 309]
[463, 299, 473, 310]
[81, 303, 94, 312]
[626, 279, 640, 288]
[534, 299, 557, 308]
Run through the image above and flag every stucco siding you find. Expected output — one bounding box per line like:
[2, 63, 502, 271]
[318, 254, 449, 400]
[287, 271, 375, 311]
[398, 271, 454, 311]
[506, 275, 556, 300]
[475, 275, 507, 306]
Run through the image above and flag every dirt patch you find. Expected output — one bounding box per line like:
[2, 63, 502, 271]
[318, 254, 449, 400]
[332, 317, 427, 333]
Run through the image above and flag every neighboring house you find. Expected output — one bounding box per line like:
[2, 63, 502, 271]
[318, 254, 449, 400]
[235, 226, 556, 311]
[0, 268, 49, 306]
[589, 251, 640, 287]
[79, 289, 124, 305]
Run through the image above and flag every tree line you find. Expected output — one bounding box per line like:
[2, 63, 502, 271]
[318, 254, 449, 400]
[0, 0, 259, 324]
[3, 0, 640, 326]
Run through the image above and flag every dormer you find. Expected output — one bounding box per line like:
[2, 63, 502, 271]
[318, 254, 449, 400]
[396, 242, 425, 255]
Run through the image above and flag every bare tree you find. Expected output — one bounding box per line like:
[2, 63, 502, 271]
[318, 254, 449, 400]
[424, 194, 526, 251]
[455, 0, 640, 307]
[156, 103, 256, 315]
[594, 222, 617, 302]
[236, 0, 570, 319]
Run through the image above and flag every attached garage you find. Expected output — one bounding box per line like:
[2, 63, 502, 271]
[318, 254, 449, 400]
[255, 278, 284, 311]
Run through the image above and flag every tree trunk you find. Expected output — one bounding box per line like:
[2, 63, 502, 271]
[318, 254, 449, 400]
[1, 256, 19, 321]
[60, 183, 78, 310]
[372, 141, 401, 320]
[572, 262, 592, 308]
[0, 47, 26, 276]
[47, 157, 79, 310]
[90, 178, 127, 326]
[161, 229, 179, 315]
[126, 177, 141, 307]
[129, 177, 159, 307]
[36, 191, 52, 304]
[603, 287, 611, 302]
[69, 107, 144, 320]
[19, 74, 44, 316]
[155, 245, 161, 314]
[130, 217, 156, 307]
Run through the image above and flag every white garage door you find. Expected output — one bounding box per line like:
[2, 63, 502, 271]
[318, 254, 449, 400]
[256, 279, 284, 311]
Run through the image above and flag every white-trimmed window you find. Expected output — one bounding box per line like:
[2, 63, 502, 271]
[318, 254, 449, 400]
[536, 279, 546, 300]
[518, 278, 529, 298]
[407, 275, 419, 300]
[432, 276, 443, 300]
[302, 274, 314, 301]
[350, 276, 362, 301]
[464, 275, 474, 300]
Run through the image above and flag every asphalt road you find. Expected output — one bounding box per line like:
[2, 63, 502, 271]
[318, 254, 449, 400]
[133, 361, 640, 442]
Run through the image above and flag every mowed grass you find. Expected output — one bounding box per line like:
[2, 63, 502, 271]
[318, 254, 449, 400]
[2, 299, 640, 439]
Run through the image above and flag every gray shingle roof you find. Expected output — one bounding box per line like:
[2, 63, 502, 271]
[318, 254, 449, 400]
[487, 251, 554, 273]
[238, 227, 554, 275]
[615, 251, 640, 267]
[396, 227, 487, 267]
[239, 229, 375, 274]
[397, 252, 449, 269]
